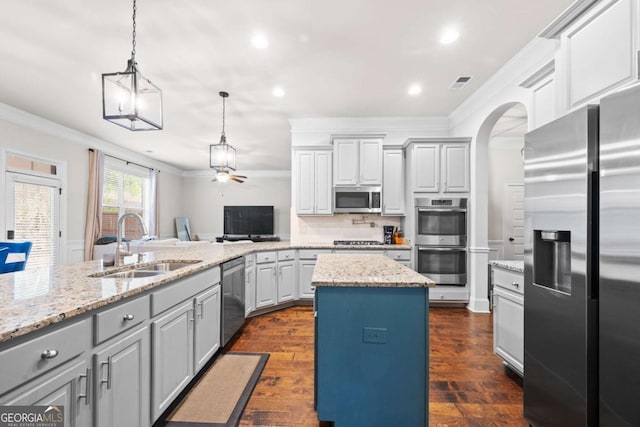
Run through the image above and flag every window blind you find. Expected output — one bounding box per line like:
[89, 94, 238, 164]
[13, 182, 58, 269]
[101, 159, 151, 239]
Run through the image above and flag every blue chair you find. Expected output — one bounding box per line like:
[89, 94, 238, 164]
[0, 241, 32, 273]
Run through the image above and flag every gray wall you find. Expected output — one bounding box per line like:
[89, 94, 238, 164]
[181, 174, 291, 240]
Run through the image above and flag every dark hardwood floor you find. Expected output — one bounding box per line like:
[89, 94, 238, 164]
[229, 305, 526, 426]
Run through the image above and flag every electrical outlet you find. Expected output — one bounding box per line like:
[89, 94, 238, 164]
[363, 327, 387, 344]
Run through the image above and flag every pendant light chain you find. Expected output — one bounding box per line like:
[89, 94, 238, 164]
[102, 0, 163, 131]
[221, 95, 226, 138]
[131, 0, 137, 61]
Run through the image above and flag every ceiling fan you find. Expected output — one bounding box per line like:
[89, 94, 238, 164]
[211, 169, 247, 183]
[209, 91, 247, 184]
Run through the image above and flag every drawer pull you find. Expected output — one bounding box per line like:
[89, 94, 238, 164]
[41, 349, 59, 359]
[511, 282, 520, 288]
[123, 314, 135, 321]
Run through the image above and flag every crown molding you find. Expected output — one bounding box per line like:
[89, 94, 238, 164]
[289, 116, 450, 133]
[539, 0, 600, 39]
[182, 169, 292, 178]
[519, 60, 556, 89]
[448, 37, 559, 132]
[0, 102, 184, 175]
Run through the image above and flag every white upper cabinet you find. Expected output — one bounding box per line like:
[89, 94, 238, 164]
[333, 139, 359, 185]
[359, 139, 383, 185]
[441, 143, 470, 193]
[409, 139, 470, 194]
[382, 149, 405, 215]
[295, 149, 333, 215]
[553, 0, 639, 111]
[412, 144, 440, 192]
[333, 137, 382, 186]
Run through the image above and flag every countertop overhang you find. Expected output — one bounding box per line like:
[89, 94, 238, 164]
[312, 254, 434, 288]
[0, 241, 412, 343]
[489, 260, 524, 273]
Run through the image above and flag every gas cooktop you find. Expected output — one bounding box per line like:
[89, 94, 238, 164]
[333, 240, 384, 246]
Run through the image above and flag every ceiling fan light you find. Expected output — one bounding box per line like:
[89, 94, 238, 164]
[215, 171, 231, 183]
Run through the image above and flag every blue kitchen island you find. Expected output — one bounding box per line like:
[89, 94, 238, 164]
[312, 254, 434, 426]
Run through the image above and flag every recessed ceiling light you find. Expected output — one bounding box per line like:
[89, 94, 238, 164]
[251, 32, 269, 49]
[272, 86, 285, 97]
[408, 84, 422, 96]
[440, 28, 460, 45]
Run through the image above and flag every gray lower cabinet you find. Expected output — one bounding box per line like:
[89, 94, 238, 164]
[1, 358, 91, 427]
[94, 326, 150, 427]
[151, 300, 195, 420]
[298, 261, 316, 299]
[245, 262, 256, 316]
[492, 265, 524, 376]
[277, 260, 296, 303]
[297, 249, 332, 299]
[256, 263, 277, 308]
[194, 285, 221, 372]
[151, 283, 221, 421]
[385, 250, 411, 268]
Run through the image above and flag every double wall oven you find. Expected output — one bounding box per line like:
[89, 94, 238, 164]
[415, 198, 467, 285]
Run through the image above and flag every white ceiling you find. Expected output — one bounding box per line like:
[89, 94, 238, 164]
[0, 0, 573, 171]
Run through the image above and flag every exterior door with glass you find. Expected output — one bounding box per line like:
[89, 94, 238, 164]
[5, 172, 61, 269]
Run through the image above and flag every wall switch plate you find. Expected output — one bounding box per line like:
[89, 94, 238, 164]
[363, 327, 387, 344]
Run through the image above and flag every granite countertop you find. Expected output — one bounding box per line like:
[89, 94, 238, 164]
[312, 254, 434, 288]
[489, 260, 524, 273]
[0, 241, 413, 343]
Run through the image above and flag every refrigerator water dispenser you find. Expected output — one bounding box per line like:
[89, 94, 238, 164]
[533, 230, 571, 294]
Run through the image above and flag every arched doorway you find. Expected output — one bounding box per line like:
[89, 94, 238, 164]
[467, 102, 528, 312]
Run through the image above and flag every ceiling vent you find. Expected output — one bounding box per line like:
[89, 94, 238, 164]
[450, 76, 472, 90]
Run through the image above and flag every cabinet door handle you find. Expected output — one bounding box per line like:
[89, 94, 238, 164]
[190, 308, 196, 323]
[123, 314, 135, 321]
[78, 367, 91, 405]
[41, 349, 59, 359]
[511, 282, 520, 288]
[101, 356, 112, 390]
[197, 301, 204, 319]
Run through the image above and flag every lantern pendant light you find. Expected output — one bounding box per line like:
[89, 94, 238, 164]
[210, 92, 247, 184]
[102, 0, 163, 131]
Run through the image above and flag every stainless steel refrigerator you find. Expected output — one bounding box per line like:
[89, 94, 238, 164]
[524, 105, 599, 426]
[524, 84, 640, 426]
[598, 84, 640, 426]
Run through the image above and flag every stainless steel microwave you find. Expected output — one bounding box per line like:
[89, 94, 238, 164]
[334, 186, 382, 213]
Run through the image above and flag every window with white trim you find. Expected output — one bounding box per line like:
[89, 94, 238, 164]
[101, 159, 151, 239]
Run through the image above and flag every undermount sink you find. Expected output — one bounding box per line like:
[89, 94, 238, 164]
[140, 261, 200, 272]
[103, 270, 165, 279]
[91, 259, 202, 278]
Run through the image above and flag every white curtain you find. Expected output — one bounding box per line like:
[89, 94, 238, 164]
[84, 149, 104, 261]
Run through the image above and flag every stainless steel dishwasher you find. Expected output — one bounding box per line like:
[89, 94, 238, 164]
[221, 256, 245, 346]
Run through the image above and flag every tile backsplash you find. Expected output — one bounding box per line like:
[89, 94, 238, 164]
[290, 210, 403, 244]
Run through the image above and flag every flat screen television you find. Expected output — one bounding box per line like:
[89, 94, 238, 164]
[223, 205, 274, 237]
